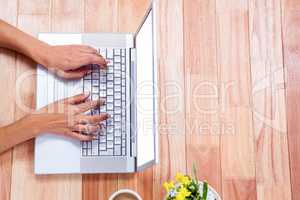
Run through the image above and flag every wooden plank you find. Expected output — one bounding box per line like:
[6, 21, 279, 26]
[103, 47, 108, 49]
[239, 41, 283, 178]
[153, 0, 186, 199]
[118, 0, 150, 33]
[184, 0, 222, 195]
[84, 0, 118, 33]
[249, 0, 292, 199]
[281, 0, 300, 199]
[83, 1, 119, 200]
[18, 0, 49, 15]
[216, 0, 257, 199]
[10, 1, 82, 200]
[0, 1, 18, 200]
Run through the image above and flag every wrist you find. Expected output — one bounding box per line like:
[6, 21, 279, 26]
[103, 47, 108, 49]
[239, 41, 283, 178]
[28, 40, 51, 67]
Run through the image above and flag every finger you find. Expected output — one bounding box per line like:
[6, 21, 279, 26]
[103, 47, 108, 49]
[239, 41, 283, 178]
[67, 131, 95, 141]
[70, 65, 93, 72]
[81, 45, 98, 54]
[57, 69, 91, 80]
[72, 124, 100, 135]
[75, 113, 110, 124]
[65, 93, 90, 104]
[82, 54, 108, 67]
[77, 99, 105, 113]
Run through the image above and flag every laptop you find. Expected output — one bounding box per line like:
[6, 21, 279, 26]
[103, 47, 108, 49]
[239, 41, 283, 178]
[34, 3, 158, 174]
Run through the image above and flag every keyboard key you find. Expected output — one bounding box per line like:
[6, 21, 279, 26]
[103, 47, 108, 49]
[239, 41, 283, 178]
[115, 100, 121, 106]
[107, 96, 113, 102]
[107, 103, 113, 110]
[107, 134, 113, 140]
[82, 149, 87, 156]
[122, 148, 126, 155]
[107, 141, 113, 149]
[92, 73, 99, 79]
[107, 81, 113, 88]
[107, 126, 113, 133]
[92, 94, 99, 100]
[115, 129, 121, 137]
[100, 76, 106, 82]
[115, 115, 121, 122]
[100, 143, 106, 151]
[115, 63, 121, 70]
[115, 122, 121, 129]
[115, 71, 121, 77]
[114, 49, 121, 55]
[100, 69, 107, 75]
[115, 56, 121, 63]
[107, 66, 114, 73]
[100, 136, 106, 143]
[115, 77, 121, 84]
[92, 80, 99, 86]
[115, 137, 121, 145]
[107, 110, 114, 117]
[100, 91, 106, 97]
[107, 120, 113, 126]
[100, 84, 106, 90]
[92, 86, 98, 93]
[100, 107, 106, 113]
[115, 107, 121, 114]
[107, 149, 113, 155]
[114, 145, 121, 155]
[115, 85, 121, 92]
[107, 89, 113, 95]
[115, 93, 121, 99]
[107, 74, 113, 81]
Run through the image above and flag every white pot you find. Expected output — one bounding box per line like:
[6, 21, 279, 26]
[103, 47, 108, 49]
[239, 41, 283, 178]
[198, 181, 222, 200]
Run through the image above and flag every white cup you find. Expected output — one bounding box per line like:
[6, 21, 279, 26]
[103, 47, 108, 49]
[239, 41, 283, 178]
[108, 189, 142, 200]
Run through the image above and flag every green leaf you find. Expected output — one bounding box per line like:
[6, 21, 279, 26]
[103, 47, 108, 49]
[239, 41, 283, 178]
[202, 182, 208, 200]
[192, 163, 198, 179]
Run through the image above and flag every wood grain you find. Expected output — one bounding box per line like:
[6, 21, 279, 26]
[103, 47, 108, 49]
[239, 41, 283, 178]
[1, 0, 300, 199]
[281, 0, 300, 199]
[216, 0, 257, 199]
[153, 0, 186, 199]
[249, 0, 292, 199]
[0, 1, 18, 200]
[184, 0, 222, 195]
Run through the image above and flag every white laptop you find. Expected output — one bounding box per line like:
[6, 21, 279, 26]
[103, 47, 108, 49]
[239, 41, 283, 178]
[35, 3, 158, 174]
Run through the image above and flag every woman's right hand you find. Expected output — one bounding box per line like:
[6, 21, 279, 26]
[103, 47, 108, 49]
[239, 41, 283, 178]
[32, 93, 109, 140]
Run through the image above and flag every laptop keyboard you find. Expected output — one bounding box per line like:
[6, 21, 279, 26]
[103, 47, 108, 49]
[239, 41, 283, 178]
[81, 48, 127, 157]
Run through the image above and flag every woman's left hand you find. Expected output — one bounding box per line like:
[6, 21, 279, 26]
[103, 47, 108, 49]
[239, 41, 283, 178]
[40, 44, 108, 79]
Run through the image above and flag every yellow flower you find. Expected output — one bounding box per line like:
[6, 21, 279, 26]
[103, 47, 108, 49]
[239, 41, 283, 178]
[175, 187, 191, 200]
[163, 181, 175, 193]
[175, 173, 191, 185]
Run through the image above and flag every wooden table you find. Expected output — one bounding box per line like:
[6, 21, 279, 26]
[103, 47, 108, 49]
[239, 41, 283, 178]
[0, 0, 299, 199]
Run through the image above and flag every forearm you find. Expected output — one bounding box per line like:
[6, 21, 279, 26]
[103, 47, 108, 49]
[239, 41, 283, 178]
[0, 115, 39, 153]
[0, 19, 49, 65]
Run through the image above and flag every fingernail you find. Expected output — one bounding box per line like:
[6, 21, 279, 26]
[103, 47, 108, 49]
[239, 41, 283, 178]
[92, 136, 97, 140]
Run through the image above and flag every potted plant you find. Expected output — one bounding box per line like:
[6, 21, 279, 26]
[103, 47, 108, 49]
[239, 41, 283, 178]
[163, 165, 221, 200]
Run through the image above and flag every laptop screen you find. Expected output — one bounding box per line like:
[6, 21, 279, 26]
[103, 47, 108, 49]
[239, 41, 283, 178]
[135, 8, 156, 168]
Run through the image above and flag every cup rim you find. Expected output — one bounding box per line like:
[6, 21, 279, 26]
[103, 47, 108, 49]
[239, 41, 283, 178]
[108, 189, 142, 200]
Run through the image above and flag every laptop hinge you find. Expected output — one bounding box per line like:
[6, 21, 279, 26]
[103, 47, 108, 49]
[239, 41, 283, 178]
[130, 48, 137, 158]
